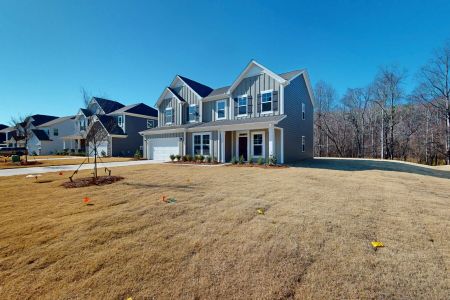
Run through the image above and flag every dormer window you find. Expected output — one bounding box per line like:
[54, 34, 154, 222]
[189, 104, 198, 122]
[238, 96, 247, 116]
[261, 90, 273, 113]
[147, 119, 154, 129]
[216, 100, 226, 120]
[165, 108, 174, 124]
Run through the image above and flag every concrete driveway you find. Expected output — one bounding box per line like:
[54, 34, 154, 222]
[0, 160, 164, 177]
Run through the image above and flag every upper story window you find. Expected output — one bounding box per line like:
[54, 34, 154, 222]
[216, 100, 226, 120]
[53, 128, 58, 136]
[165, 108, 174, 124]
[238, 96, 247, 116]
[261, 90, 273, 113]
[118, 115, 123, 127]
[302, 103, 306, 120]
[189, 104, 198, 122]
[79, 119, 86, 131]
[147, 119, 155, 129]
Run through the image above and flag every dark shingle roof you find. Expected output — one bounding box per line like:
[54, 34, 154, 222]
[178, 75, 214, 97]
[29, 114, 59, 126]
[32, 129, 51, 141]
[167, 87, 186, 102]
[96, 115, 125, 135]
[38, 115, 75, 127]
[0, 124, 7, 131]
[80, 108, 93, 117]
[93, 97, 125, 114]
[109, 103, 158, 117]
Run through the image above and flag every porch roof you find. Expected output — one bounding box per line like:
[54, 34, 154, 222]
[62, 134, 85, 140]
[193, 115, 286, 130]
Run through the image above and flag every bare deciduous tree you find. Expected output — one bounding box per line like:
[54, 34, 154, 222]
[85, 119, 109, 180]
[10, 115, 32, 163]
[413, 41, 450, 164]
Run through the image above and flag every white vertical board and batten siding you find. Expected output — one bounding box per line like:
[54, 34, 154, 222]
[231, 73, 281, 120]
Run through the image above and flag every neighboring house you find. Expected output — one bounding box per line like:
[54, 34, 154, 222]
[26, 116, 77, 155]
[140, 60, 315, 163]
[7, 114, 59, 149]
[0, 124, 8, 145]
[64, 97, 158, 157]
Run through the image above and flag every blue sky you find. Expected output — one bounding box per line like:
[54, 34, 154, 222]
[1, 0, 450, 124]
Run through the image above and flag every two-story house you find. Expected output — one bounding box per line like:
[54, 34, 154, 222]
[64, 97, 158, 157]
[140, 60, 315, 163]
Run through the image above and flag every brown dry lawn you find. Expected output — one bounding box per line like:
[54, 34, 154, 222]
[0, 159, 449, 299]
[0, 156, 133, 169]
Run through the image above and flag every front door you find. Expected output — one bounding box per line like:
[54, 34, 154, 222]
[238, 134, 248, 160]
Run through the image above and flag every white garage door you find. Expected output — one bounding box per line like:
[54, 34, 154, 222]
[149, 138, 179, 161]
[89, 141, 108, 157]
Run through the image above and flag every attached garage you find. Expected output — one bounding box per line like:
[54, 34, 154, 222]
[89, 141, 109, 157]
[148, 137, 180, 161]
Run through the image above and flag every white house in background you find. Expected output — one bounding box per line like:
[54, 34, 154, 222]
[29, 115, 77, 155]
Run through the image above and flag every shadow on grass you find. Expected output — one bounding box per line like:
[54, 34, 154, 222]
[123, 182, 195, 191]
[293, 158, 450, 180]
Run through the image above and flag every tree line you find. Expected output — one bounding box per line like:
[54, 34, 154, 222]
[314, 41, 450, 165]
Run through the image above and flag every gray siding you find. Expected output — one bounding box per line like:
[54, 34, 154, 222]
[202, 98, 229, 122]
[231, 73, 282, 120]
[278, 74, 314, 162]
[158, 97, 182, 126]
[112, 115, 153, 156]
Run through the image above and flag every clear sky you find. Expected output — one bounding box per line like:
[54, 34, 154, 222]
[1, 0, 450, 124]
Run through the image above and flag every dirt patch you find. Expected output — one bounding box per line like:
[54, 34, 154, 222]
[62, 175, 124, 188]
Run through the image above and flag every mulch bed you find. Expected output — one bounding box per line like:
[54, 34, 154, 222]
[167, 161, 220, 165]
[62, 176, 124, 188]
[227, 164, 288, 168]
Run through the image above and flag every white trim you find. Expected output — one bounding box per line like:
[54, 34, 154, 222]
[216, 99, 227, 120]
[165, 107, 174, 125]
[183, 131, 187, 155]
[227, 60, 287, 93]
[279, 127, 284, 164]
[220, 130, 225, 163]
[188, 103, 199, 123]
[237, 94, 248, 117]
[251, 131, 265, 158]
[117, 115, 123, 127]
[280, 85, 284, 115]
[155, 87, 184, 107]
[175, 75, 203, 99]
[147, 119, 155, 129]
[192, 132, 212, 156]
[268, 126, 274, 157]
[260, 89, 273, 114]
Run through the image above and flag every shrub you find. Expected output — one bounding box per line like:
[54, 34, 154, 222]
[175, 154, 181, 161]
[199, 154, 204, 162]
[206, 156, 212, 163]
[231, 156, 238, 164]
[169, 154, 175, 162]
[186, 154, 192, 162]
[257, 157, 265, 165]
[213, 157, 218, 164]
[134, 149, 142, 160]
[268, 155, 277, 166]
[238, 155, 245, 164]
[248, 156, 254, 165]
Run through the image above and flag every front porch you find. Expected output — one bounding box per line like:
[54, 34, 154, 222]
[62, 135, 86, 154]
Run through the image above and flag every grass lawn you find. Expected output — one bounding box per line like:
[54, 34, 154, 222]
[0, 159, 448, 299]
[0, 156, 134, 169]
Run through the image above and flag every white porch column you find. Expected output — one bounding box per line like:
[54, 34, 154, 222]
[280, 128, 284, 164]
[142, 136, 147, 159]
[63, 139, 66, 149]
[268, 125, 275, 158]
[220, 130, 226, 163]
[183, 131, 187, 156]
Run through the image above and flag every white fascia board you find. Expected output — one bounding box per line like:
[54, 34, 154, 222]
[227, 60, 288, 94]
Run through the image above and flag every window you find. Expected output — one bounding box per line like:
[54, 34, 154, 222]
[193, 133, 210, 155]
[216, 100, 226, 120]
[261, 90, 272, 113]
[252, 132, 265, 157]
[165, 108, 173, 124]
[189, 104, 198, 122]
[302, 136, 305, 152]
[147, 119, 154, 129]
[238, 96, 247, 115]
[80, 120, 86, 131]
[53, 128, 58, 136]
[302, 103, 306, 120]
[118, 115, 123, 126]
